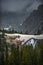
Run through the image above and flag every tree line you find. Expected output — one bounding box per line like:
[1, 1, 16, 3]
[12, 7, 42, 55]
[0, 28, 42, 34]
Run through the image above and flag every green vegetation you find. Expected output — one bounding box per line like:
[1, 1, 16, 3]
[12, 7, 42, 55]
[0, 33, 43, 65]
[0, 29, 27, 34]
[0, 28, 43, 34]
[0, 29, 18, 34]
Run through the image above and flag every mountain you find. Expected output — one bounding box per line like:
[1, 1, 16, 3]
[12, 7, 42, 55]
[21, 4, 43, 34]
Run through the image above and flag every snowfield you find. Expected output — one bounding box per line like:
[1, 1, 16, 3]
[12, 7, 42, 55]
[5, 33, 43, 45]
[5, 33, 43, 40]
[0, 33, 43, 46]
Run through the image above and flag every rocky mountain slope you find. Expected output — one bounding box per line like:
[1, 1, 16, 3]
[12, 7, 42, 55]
[21, 4, 43, 34]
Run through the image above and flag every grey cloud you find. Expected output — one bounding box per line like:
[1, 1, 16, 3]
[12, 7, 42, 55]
[39, 0, 43, 3]
[1, 0, 34, 12]
[36, 0, 43, 3]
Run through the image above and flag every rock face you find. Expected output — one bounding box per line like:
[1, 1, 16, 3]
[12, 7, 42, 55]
[22, 4, 43, 34]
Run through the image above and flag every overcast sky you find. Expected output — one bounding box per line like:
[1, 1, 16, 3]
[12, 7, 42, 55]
[1, 0, 42, 12]
[0, 0, 43, 31]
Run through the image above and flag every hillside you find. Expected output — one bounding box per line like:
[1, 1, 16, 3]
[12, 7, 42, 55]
[22, 4, 43, 34]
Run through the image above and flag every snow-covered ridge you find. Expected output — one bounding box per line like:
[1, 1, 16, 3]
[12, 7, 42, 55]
[5, 33, 43, 39]
[5, 33, 43, 43]
[0, 33, 43, 46]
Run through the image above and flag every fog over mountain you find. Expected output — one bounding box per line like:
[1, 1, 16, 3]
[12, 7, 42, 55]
[21, 4, 43, 34]
[0, 0, 43, 32]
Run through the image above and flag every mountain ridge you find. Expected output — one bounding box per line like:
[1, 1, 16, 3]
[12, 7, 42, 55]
[21, 4, 43, 34]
